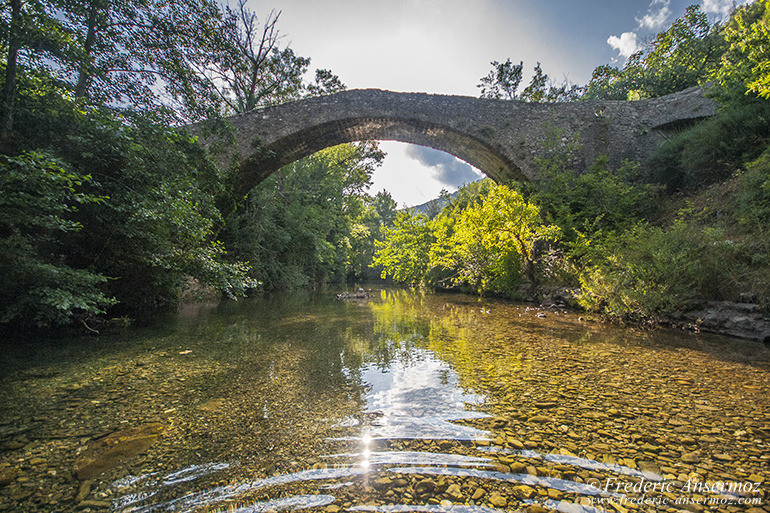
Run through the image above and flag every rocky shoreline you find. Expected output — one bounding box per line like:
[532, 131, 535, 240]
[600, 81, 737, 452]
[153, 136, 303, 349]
[523, 285, 770, 343]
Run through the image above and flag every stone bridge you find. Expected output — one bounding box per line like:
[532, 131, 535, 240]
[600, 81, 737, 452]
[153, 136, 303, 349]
[197, 87, 716, 196]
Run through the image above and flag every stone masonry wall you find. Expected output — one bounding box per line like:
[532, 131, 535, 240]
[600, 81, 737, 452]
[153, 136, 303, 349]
[195, 87, 716, 196]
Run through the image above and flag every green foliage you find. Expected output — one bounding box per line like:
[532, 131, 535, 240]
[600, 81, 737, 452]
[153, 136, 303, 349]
[198, 1, 345, 116]
[478, 58, 523, 100]
[0, 0, 360, 330]
[0, 152, 116, 327]
[585, 5, 724, 100]
[531, 155, 660, 242]
[648, 101, 770, 191]
[222, 143, 383, 289]
[713, 0, 770, 100]
[732, 150, 770, 235]
[478, 59, 583, 102]
[431, 184, 559, 294]
[574, 219, 754, 317]
[0, 64, 258, 327]
[349, 190, 398, 281]
[59, 0, 233, 121]
[372, 210, 434, 286]
[570, 151, 770, 318]
[373, 183, 559, 296]
[73, 117, 257, 309]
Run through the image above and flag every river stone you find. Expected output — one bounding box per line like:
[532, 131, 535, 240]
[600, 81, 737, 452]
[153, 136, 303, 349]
[471, 488, 485, 500]
[547, 488, 563, 500]
[415, 478, 435, 495]
[75, 480, 92, 502]
[514, 485, 536, 499]
[75, 500, 111, 510]
[681, 451, 701, 463]
[73, 422, 165, 480]
[0, 468, 15, 487]
[489, 492, 507, 507]
[491, 417, 508, 427]
[197, 398, 225, 412]
[528, 415, 552, 424]
[445, 483, 463, 501]
[372, 477, 391, 489]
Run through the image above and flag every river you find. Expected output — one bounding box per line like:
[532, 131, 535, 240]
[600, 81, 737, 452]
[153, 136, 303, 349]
[0, 288, 768, 512]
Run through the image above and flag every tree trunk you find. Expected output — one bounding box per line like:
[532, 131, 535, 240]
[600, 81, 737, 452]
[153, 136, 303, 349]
[75, 0, 100, 99]
[0, 0, 23, 144]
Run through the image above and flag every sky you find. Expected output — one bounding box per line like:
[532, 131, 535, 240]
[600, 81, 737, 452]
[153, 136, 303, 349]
[247, 0, 746, 207]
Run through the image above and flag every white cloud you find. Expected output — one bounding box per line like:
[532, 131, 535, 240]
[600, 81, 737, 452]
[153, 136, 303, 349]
[404, 146, 482, 188]
[607, 32, 639, 59]
[702, 0, 755, 19]
[637, 0, 672, 30]
[702, 0, 733, 17]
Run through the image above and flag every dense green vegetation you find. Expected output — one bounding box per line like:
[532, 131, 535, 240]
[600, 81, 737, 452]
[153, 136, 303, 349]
[376, 2, 770, 322]
[1, 0, 768, 332]
[221, 142, 395, 289]
[0, 0, 372, 330]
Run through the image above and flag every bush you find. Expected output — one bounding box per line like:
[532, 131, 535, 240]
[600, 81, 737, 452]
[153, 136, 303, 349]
[532, 155, 661, 243]
[732, 150, 770, 236]
[575, 219, 753, 318]
[648, 101, 770, 192]
[0, 153, 116, 328]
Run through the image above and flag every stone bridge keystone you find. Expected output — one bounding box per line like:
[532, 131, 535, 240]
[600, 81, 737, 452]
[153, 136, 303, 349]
[195, 87, 716, 197]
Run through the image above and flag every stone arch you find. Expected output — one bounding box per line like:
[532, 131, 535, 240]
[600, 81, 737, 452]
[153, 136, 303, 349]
[194, 87, 718, 198]
[237, 116, 523, 196]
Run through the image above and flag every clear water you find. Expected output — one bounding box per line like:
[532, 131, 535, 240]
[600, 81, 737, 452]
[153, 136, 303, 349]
[0, 288, 768, 512]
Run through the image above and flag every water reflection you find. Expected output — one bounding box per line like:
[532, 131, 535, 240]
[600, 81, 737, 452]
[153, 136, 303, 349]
[359, 345, 489, 440]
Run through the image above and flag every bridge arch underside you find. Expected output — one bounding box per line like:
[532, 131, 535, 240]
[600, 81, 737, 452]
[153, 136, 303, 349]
[238, 117, 525, 195]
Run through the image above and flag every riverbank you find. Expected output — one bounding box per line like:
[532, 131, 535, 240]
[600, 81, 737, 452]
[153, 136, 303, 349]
[518, 285, 770, 343]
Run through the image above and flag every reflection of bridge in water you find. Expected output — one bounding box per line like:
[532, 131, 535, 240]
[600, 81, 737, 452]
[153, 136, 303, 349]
[197, 87, 716, 196]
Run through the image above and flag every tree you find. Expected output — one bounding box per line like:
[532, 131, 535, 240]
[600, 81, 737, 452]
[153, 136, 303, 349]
[0, 152, 116, 328]
[0, 0, 72, 142]
[372, 190, 397, 227]
[62, 0, 230, 121]
[305, 68, 346, 97]
[532, 155, 660, 241]
[478, 58, 523, 100]
[372, 210, 434, 285]
[437, 185, 559, 287]
[222, 143, 383, 288]
[585, 5, 725, 100]
[713, 0, 770, 100]
[520, 62, 548, 102]
[194, 0, 344, 115]
[479, 59, 583, 103]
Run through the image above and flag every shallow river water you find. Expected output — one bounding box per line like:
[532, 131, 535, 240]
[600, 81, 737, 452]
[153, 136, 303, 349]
[0, 288, 768, 513]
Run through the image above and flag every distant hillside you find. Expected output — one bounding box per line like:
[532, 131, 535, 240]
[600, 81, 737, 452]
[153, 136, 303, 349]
[408, 190, 460, 216]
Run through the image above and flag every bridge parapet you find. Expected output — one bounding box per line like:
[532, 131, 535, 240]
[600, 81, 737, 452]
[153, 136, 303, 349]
[195, 87, 717, 196]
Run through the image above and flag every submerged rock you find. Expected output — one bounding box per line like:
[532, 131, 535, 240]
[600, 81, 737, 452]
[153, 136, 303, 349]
[73, 422, 165, 480]
[336, 288, 375, 300]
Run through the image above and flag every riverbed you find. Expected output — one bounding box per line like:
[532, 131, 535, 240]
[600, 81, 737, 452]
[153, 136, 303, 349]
[0, 288, 768, 512]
